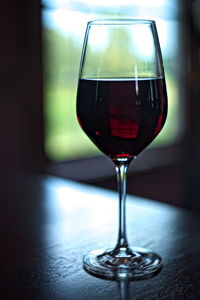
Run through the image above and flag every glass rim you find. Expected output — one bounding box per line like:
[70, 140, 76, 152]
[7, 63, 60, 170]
[87, 19, 155, 26]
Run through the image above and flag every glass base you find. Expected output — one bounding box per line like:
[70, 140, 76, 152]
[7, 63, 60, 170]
[83, 247, 162, 280]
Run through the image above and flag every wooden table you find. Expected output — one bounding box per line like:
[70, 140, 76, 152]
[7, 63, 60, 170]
[1, 174, 200, 299]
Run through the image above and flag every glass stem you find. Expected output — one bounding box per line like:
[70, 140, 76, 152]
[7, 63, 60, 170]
[115, 161, 130, 254]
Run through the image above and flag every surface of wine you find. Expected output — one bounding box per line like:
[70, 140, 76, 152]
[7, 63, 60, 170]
[77, 78, 167, 160]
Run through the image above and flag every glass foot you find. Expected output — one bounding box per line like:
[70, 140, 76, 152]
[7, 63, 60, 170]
[83, 247, 162, 280]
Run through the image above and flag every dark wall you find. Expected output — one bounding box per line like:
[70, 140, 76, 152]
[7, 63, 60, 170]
[183, 0, 200, 211]
[0, 1, 45, 174]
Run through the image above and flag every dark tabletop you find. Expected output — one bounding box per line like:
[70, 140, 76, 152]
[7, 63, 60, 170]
[1, 174, 200, 300]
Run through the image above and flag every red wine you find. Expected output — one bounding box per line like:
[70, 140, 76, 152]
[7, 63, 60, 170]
[77, 78, 167, 160]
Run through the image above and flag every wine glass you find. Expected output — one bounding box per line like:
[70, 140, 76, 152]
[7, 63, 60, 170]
[76, 19, 167, 280]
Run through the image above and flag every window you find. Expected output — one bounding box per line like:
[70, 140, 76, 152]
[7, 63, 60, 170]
[42, 0, 182, 164]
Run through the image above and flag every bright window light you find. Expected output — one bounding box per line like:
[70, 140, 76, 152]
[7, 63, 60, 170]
[42, 0, 181, 161]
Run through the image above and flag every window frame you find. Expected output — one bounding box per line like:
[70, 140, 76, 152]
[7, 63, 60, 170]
[42, 0, 186, 192]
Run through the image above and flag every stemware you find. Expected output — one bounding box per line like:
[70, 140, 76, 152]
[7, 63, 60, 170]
[76, 19, 168, 279]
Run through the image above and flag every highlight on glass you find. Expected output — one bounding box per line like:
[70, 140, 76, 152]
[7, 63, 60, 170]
[76, 19, 168, 279]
